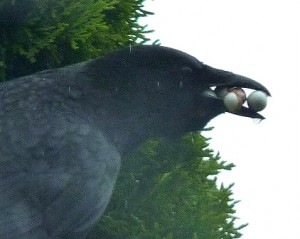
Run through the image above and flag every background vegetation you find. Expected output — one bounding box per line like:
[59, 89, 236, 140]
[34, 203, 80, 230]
[0, 1, 247, 238]
[88, 133, 247, 239]
[0, 0, 152, 80]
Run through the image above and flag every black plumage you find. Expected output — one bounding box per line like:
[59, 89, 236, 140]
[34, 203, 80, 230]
[0, 45, 270, 238]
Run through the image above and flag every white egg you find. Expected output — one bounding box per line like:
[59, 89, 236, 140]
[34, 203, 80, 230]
[247, 90, 267, 112]
[230, 88, 246, 103]
[215, 87, 229, 99]
[247, 91, 268, 112]
[224, 92, 242, 112]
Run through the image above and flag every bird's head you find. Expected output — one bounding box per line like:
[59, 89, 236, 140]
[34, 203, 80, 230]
[85, 45, 270, 143]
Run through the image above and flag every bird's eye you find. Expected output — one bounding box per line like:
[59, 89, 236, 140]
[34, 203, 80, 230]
[178, 66, 194, 89]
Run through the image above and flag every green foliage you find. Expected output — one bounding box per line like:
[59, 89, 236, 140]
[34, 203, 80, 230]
[0, 0, 153, 80]
[88, 133, 247, 239]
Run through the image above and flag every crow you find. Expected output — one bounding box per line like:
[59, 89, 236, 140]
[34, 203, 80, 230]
[0, 45, 270, 238]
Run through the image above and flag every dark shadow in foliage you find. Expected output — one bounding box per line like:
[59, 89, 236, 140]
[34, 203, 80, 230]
[0, 0, 35, 25]
[0, 0, 153, 81]
[88, 132, 247, 239]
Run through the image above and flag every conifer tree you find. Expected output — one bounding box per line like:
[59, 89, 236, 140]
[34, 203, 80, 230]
[0, 0, 152, 80]
[88, 133, 247, 239]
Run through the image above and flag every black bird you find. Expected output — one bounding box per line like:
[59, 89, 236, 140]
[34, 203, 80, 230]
[0, 45, 270, 239]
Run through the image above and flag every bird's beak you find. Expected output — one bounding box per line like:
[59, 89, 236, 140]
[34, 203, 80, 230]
[202, 65, 271, 120]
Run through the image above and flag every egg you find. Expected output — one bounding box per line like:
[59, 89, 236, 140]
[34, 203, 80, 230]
[247, 90, 268, 112]
[216, 87, 246, 101]
[215, 87, 229, 99]
[224, 92, 243, 112]
[228, 87, 246, 104]
[216, 87, 246, 112]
